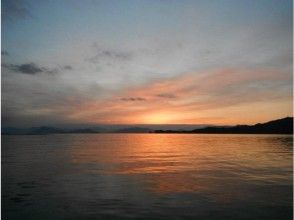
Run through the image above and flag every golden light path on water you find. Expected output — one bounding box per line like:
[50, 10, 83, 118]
[70, 134, 293, 196]
[2, 133, 293, 219]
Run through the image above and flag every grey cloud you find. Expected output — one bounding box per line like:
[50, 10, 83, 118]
[2, 0, 32, 22]
[1, 76, 101, 127]
[103, 50, 132, 60]
[88, 44, 133, 64]
[63, 65, 73, 70]
[2, 62, 73, 75]
[2, 58, 111, 126]
[17, 63, 43, 74]
[156, 93, 177, 99]
[120, 97, 146, 101]
[3, 63, 47, 75]
[45, 68, 59, 74]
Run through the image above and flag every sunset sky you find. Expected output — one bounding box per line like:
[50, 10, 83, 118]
[2, 0, 293, 127]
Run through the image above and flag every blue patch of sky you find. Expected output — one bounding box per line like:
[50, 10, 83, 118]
[2, 0, 292, 63]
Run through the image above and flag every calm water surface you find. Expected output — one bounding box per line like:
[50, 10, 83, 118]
[2, 134, 293, 219]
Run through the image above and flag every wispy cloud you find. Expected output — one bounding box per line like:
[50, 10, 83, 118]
[1, 0, 292, 127]
[66, 68, 292, 125]
[156, 93, 177, 99]
[87, 43, 133, 64]
[120, 97, 146, 101]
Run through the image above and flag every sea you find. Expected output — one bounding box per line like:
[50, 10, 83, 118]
[2, 134, 293, 220]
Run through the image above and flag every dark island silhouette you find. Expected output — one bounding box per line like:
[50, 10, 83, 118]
[2, 117, 293, 135]
[153, 117, 293, 134]
[2, 126, 102, 135]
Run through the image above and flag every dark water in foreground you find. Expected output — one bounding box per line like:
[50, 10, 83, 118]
[2, 134, 293, 220]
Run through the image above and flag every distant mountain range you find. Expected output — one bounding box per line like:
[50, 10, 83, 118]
[1, 124, 207, 135]
[2, 117, 293, 135]
[154, 117, 293, 134]
[1, 126, 102, 135]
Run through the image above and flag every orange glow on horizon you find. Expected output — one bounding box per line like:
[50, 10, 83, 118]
[141, 112, 180, 124]
[65, 68, 292, 126]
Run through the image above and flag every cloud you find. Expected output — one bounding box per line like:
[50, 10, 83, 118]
[2, 0, 32, 22]
[87, 44, 133, 64]
[99, 50, 132, 60]
[2, 66, 291, 127]
[1, 51, 9, 56]
[2, 62, 74, 75]
[1, 73, 103, 127]
[66, 67, 292, 125]
[17, 63, 44, 74]
[1, 1, 292, 128]
[63, 65, 73, 70]
[2, 63, 47, 75]
[156, 93, 177, 99]
[120, 97, 146, 101]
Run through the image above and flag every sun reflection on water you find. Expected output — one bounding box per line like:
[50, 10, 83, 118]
[70, 134, 293, 195]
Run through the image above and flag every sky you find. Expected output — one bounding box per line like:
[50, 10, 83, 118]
[1, 0, 293, 127]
